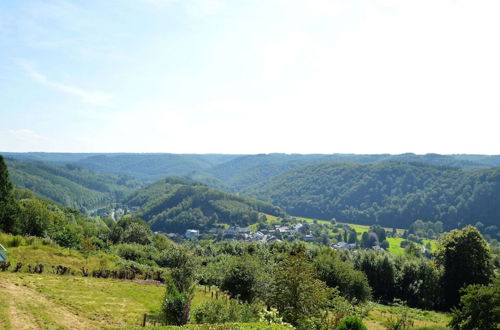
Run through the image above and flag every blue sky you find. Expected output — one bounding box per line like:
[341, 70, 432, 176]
[1, 0, 499, 154]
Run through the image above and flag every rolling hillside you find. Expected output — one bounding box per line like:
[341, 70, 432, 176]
[5, 158, 140, 211]
[244, 161, 500, 229]
[124, 177, 285, 233]
[206, 153, 500, 192]
[4, 152, 500, 187]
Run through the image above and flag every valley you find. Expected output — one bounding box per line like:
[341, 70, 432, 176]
[0, 153, 498, 329]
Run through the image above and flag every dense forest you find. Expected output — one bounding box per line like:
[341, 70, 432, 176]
[5, 152, 500, 187]
[208, 153, 500, 191]
[124, 177, 285, 233]
[5, 158, 140, 211]
[3, 152, 239, 182]
[4, 152, 500, 231]
[244, 162, 500, 229]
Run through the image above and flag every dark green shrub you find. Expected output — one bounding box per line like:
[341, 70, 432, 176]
[449, 279, 500, 330]
[113, 243, 150, 262]
[315, 249, 372, 303]
[10, 235, 23, 247]
[336, 316, 367, 330]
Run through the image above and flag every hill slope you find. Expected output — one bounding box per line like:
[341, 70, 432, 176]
[76, 154, 240, 182]
[6, 158, 140, 211]
[124, 177, 285, 233]
[244, 162, 500, 229]
[207, 153, 498, 192]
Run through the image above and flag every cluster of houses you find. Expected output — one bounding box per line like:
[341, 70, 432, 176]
[158, 224, 389, 252]
[157, 223, 318, 243]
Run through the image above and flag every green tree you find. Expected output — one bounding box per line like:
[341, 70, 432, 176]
[221, 255, 262, 303]
[81, 237, 97, 263]
[449, 279, 500, 330]
[52, 224, 83, 249]
[314, 249, 371, 303]
[161, 274, 192, 325]
[0, 155, 18, 233]
[404, 242, 422, 258]
[380, 240, 390, 250]
[17, 198, 63, 236]
[122, 222, 153, 245]
[435, 226, 494, 309]
[271, 252, 333, 326]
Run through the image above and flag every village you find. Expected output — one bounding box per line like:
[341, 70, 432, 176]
[156, 221, 387, 252]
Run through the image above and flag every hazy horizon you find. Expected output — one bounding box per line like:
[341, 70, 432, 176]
[1, 0, 499, 154]
[2, 151, 500, 157]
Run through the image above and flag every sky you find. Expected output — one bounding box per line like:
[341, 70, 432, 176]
[0, 0, 499, 154]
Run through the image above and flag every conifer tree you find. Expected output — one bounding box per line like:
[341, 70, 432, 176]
[0, 155, 18, 233]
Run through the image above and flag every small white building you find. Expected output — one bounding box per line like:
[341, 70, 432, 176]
[185, 229, 200, 239]
[304, 234, 315, 242]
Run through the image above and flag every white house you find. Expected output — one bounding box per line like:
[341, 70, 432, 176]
[185, 229, 200, 239]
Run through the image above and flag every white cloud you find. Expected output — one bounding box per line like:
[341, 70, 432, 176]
[19, 61, 112, 107]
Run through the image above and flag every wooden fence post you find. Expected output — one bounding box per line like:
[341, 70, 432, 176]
[142, 314, 147, 327]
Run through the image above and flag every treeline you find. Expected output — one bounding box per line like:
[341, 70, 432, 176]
[159, 226, 496, 328]
[245, 162, 500, 228]
[6, 158, 140, 211]
[123, 177, 285, 233]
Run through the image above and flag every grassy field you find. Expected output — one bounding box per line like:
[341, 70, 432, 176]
[296, 216, 331, 225]
[0, 272, 164, 329]
[335, 222, 437, 256]
[0, 271, 451, 330]
[363, 303, 450, 329]
[386, 237, 406, 255]
[0, 272, 236, 329]
[0, 233, 121, 272]
[0, 239, 451, 330]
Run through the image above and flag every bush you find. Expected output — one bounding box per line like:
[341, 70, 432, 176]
[336, 316, 367, 330]
[113, 243, 151, 262]
[193, 299, 261, 324]
[220, 255, 263, 303]
[449, 279, 500, 330]
[9, 235, 23, 247]
[161, 275, 192, 325]
[315, 249, 372, 303]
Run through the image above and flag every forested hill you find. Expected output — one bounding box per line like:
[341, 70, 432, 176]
[244, 162, 500, 229]
[76, 154, 239, 182]
[4, 153, 500, 187]
[123, 177, 285, 233]
[5, 158, 140, 211]
[2, 153, 240, 182]
[207, 153, 500, 191]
